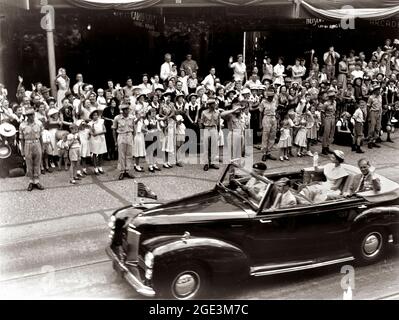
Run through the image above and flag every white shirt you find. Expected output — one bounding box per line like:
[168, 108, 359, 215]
[230, 62, 246, 81]
[202, 74, 215, 88]
[160, 61, 174, 81]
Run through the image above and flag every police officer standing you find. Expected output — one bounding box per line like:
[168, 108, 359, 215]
[19, 108, 44, 191]
[201, 98, 220, 171]
[260, 87, 278, 161]
[112, 104, 136, 180]
[321, 89, 337, 155]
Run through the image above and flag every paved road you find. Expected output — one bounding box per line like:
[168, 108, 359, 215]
[0, 139, 398, 299]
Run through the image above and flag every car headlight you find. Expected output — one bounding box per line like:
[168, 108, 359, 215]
[144, 252, 154, 269]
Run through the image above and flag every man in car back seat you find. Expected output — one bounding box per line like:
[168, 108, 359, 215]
[271, 177, 297, 209]
[349, 158, 381, 194]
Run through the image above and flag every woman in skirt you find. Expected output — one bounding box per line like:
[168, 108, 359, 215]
[88, 110, 107, 175]
[47, 108, 61, 169]
[133, 111, 146, 172]
[145, 107, 162, 173]
[159, 94, 176, 168]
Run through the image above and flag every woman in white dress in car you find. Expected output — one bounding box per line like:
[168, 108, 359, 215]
[300, 150, 349, 203]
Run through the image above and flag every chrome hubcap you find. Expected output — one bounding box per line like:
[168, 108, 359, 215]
[362, 232, 382, 257]
[172, 271, 200, 299]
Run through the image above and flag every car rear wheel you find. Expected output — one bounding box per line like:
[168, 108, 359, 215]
[155, 263, 210, 300]
[354, 228, 387, 265]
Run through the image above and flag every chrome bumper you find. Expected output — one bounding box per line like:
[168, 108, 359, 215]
[106, 247, 156, 297]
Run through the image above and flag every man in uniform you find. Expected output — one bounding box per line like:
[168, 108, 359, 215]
[240, 162, 268, 202]
[112, 104, 135, 180]
[19, 108, 44, 191]
[221, 98, 244, 163]
[200, 98, 220, 171]
[260, 87, 277, 161]
[367, 84, 383, 149]
[321, 89, 337, 155]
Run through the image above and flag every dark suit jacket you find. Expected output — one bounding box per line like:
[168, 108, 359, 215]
[349, 173, 381, 194]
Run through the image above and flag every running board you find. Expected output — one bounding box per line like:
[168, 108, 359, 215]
[250, 256, 355, 277]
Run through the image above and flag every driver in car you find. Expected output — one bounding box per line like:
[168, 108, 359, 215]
[240, 162, 268, 201]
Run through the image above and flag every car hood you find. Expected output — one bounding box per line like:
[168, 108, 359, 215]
[131, 188, 252, 227]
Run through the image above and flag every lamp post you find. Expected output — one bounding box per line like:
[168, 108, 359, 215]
[40, 1, 57, 96]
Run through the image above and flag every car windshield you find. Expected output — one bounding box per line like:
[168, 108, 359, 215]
[218, 164, 272, 209]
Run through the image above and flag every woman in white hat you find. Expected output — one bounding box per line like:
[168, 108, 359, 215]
[300, 149, 349, 203]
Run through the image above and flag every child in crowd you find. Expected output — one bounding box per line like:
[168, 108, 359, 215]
[77, 119, 90, 176]
[67, 124, 82, 184]
[307, 105, 320, 146]
[277, 114, 293, 161]
[96, 89, 107, 112]
[57, 133, 69, 171]
[41, 123, 52, 173]
[294, 113, 308, 157]
[175, 114, 186, 166]
[145, 108, 162, 173]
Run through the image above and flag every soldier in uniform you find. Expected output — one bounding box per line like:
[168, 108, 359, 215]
[200, 98, 220, 171]
[19, 108, 44, 191]
[112, 104, 136, 180]
[321, 89, 337, 155]
[260, 87, 278, 161]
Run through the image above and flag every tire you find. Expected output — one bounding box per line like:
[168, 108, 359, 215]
[154, 262, 211, 300]
[354, 227, 387, 265]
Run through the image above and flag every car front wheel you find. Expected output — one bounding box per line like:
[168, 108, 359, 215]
[354, 228, 387, 265]
[155, 263, 210, 300]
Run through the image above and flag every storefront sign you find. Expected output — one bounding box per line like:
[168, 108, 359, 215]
[369, 19, 399, 29]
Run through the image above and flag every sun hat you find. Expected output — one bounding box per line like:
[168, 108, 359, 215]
[47, 108, 59, 117]
[176, 115, 184, 122]
[0, 144, 11, 159]
[333, 150, 345, 161]
[0, 123, 16, 137]
[241, 88, 251, 95]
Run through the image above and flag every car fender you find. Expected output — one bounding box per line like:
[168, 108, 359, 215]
[148, 235, 250, 281]
[352, 206, 399, 238]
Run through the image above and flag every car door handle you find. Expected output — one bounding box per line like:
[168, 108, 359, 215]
[260, 219, 272, 224]
[358, 205, 367, 209]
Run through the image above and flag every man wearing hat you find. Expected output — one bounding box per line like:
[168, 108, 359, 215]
[239, 162, 268, 201]
[260, 87, 278, 161]
[271, 177, 297, 209]
[200, 98, 220, 171]
[367, 84, 383, 149]
[321, 89, 337, 155]
[19, 108, 44, 191]
[221, 98, 245, 163]
[112, 104, 135, 180]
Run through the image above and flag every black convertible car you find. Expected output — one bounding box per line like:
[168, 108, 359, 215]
[106, 163, 399, 299]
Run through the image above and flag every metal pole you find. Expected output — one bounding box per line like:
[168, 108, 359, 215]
[46, 29, 57, 97]
[243, 31, 246, 64]
[41, 4, 57, 96]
